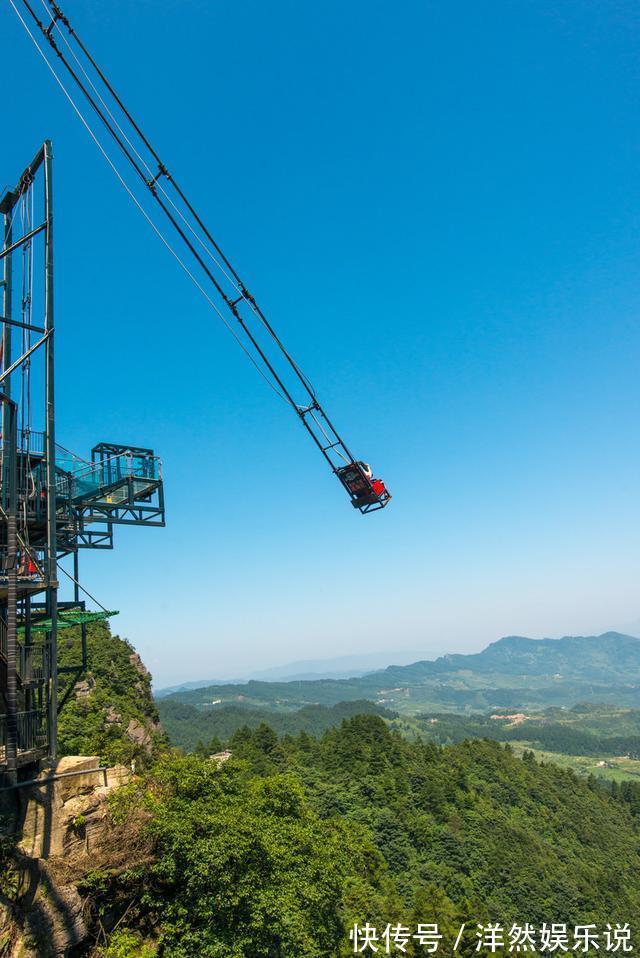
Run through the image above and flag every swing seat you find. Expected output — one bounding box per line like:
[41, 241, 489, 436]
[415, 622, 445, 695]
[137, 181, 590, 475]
[336, 463, 391, 511]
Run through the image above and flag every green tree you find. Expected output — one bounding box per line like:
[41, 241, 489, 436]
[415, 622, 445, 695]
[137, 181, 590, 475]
[138, 756, 393, 957]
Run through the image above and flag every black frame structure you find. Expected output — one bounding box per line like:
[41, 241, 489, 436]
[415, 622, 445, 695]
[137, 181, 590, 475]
[0, 144, 165, 784]
[0, 143, 56, 783]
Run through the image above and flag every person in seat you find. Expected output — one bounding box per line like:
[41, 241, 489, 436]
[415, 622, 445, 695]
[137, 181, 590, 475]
[337, 461, 387, 503]
[357, 462, 387, 497]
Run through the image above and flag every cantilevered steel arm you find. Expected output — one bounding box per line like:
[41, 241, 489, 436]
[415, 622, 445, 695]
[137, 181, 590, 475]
[11, 0, 391, 513]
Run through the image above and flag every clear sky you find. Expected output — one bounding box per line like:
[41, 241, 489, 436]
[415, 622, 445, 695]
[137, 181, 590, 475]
[3, 0, 640, 688]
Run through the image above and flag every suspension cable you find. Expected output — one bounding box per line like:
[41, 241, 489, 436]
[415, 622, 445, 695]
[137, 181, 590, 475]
[7, 0, 288, 404]
[16, 0, 340, 431]
[58, 561, 110, 614]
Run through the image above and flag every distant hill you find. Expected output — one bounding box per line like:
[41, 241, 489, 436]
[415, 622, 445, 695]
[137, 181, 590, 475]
[246, 648, 435, 682]
[155, 677, 242, 698]
[159, 632, 640, 714]
[154, 648, 434, 696]
[421, 631, 640, 680]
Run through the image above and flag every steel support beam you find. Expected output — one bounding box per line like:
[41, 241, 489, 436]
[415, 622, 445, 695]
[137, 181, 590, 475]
[43, 140, 58, 761]
[0, 332, 51, 387]
[0, 223, 46, 262]
[1, 393, 18, 783]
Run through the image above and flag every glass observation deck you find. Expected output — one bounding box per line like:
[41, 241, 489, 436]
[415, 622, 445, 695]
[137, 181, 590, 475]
[54, 443, 161, 505]
[3, 431, 161, 505]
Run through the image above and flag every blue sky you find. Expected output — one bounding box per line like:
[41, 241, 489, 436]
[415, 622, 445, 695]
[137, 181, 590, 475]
[3, 0, 640, 687]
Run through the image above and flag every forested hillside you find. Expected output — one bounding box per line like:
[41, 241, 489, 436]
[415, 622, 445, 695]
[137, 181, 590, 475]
[159, 632, 640, 714]
[400, 705, 640, 756]
[159, 694, 640, 783]
[76, 716, 640, 955]
[159, 698, 395, 752]
[8, 633, 640, 955]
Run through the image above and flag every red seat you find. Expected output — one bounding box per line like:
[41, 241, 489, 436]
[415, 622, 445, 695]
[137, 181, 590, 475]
[336, 463, 389, 508]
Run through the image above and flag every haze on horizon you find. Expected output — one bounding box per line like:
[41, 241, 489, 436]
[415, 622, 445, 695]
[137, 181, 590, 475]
[4, 0, 640, 690]
[153, 623, 640, 691]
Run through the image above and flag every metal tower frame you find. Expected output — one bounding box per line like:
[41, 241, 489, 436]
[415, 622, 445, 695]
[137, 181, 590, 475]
[0, 144, 165, 784]
[1, 143, 56, 783]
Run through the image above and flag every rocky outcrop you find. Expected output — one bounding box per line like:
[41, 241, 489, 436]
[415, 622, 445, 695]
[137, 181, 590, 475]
[19, 756, 131, 860]
[129, 653, 150, 681]
[6, 858, 87, 957]
[210, 749, 232, 767]
[73, 676, 95, 699]
[1, 756, 135, 958]
[129, 653, 154, 700]
[126, 719, 153, 754]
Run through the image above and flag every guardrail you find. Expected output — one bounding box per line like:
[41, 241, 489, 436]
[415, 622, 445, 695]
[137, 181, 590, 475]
[0, 709, 48, 762]
[55, 449, 161, 501]
[0, 617, 49, 684]
[0, 763, 108, 791]
[0, 429, 45, 455]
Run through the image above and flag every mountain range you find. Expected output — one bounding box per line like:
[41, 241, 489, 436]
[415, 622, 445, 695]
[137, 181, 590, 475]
[157, 631, 640, 714]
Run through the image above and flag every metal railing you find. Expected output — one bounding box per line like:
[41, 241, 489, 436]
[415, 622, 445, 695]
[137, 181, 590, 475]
[0, 617, 49, 684]
[0, 709, 48, 761]
[0, 434, 161, 505]
[20, 430, 45, 455]
[56, 449, 161, 501]
[0, 546, 47, 587]
[0, 429, 45, 456]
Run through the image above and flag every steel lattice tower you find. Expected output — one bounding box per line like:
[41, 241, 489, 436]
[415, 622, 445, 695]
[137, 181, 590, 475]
[0, 144, 165, 785]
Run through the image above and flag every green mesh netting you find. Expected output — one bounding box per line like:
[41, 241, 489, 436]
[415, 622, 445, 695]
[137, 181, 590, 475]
[18, 609, 118, 634]
[59, 609, 119, 625]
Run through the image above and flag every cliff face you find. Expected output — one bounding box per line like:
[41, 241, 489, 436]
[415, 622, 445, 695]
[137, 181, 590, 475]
[0, 757, 144, 958]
